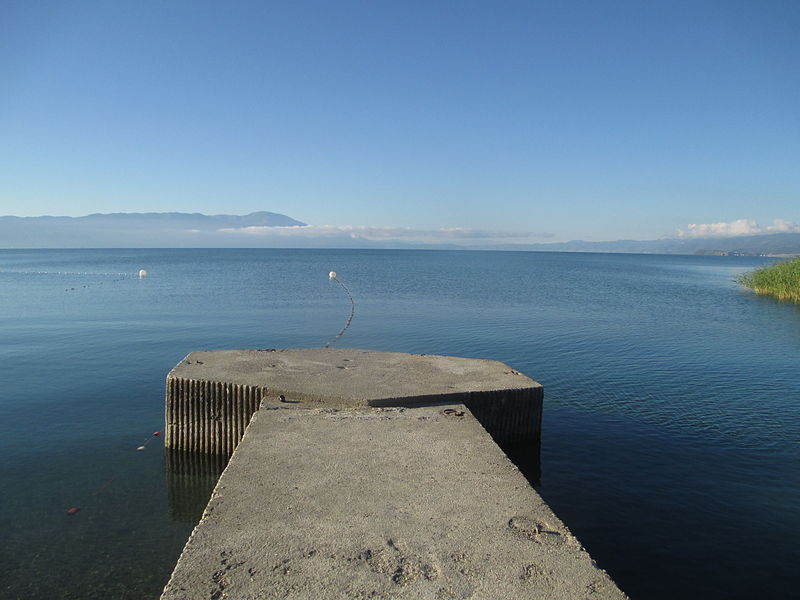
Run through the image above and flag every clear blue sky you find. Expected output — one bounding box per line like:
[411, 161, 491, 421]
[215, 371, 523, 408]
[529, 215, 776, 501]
[1, 0, 798, 242]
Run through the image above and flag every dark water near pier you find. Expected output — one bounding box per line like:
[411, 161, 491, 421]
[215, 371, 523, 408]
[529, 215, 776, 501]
[1, 248, 798, 599]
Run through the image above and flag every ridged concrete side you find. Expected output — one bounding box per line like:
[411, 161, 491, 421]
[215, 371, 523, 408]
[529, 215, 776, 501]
[465, 387, 543, 448]
[166, 377, 542, 456]
[164, 376, 263, 454]
[165, 349, 543, 457]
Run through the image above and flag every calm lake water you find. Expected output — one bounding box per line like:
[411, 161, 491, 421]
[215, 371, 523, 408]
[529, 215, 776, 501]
[1, 248, 798, 599]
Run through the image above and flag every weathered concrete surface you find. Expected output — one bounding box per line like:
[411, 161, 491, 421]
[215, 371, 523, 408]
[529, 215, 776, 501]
[162, 404, 626, 600]
[165, 348, 543, 454]
[169, 348, 537, 405]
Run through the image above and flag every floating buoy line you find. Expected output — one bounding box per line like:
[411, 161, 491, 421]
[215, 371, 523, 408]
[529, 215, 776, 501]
[136, 430, 160, 451]
[39, 270, 354, 514]
[65, 430, 161, 516]
[0, 268, 148, 291]
[0, 267, 155, 515]
[324, 270, 355, 348]
[1, 270, 130, 275]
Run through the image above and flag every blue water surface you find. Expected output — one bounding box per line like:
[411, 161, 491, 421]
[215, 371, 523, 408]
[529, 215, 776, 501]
[1, 248, 798, 599]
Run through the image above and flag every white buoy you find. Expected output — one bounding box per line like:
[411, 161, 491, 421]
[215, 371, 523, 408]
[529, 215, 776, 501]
[138, 269, 147, 278]
[329, 271, 336, 280]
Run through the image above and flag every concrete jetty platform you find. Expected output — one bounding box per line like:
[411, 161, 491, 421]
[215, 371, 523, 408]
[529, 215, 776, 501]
[165, 348, 543, 455]
[161, 349, 626, 599]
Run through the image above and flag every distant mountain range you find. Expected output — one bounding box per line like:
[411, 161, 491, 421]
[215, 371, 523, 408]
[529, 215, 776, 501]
[0, 211, 305, 248]
[494, 233, 800, 256]
[1, 211, 799, 254]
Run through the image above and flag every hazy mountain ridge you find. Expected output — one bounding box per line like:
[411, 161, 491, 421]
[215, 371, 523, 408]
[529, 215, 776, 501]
[0, 211, 305, 247]
[3, 211, 304, 227]
[1, 212, 799, 253]
[506, 233, 800, 255]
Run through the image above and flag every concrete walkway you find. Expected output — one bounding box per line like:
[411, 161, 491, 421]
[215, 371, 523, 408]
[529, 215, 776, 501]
[160, 349, 627, 599]
[162, 405, 626, 599]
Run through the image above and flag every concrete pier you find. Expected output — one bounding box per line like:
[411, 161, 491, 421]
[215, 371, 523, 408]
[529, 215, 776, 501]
[165, 348, 543, 455]
[161, 348, 626, 599]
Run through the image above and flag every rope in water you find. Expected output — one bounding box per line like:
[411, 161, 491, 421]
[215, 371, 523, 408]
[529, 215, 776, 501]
[65, 430, 160, 516]
[324, 271, 355, 348]
[0, 268, 147, 291]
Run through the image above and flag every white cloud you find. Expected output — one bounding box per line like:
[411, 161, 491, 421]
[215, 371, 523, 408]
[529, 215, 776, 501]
[214, 224, 551, 242]
[676, 218, 800, 238]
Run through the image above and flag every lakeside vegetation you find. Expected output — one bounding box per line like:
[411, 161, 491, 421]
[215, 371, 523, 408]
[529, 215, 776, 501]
[737, 257, 800, 303]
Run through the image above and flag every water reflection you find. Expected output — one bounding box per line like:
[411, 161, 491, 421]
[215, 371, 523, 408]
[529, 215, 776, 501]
[165, 449, 230, 523]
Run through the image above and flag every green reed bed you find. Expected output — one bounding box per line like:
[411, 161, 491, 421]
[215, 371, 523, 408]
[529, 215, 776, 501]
[737, 257, 800, 303]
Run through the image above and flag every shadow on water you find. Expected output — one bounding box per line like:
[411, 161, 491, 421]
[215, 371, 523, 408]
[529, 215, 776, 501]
[503, 443, 542, 488]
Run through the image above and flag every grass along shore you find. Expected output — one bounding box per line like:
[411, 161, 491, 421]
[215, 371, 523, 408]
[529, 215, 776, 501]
[737, 257, 800, 303]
